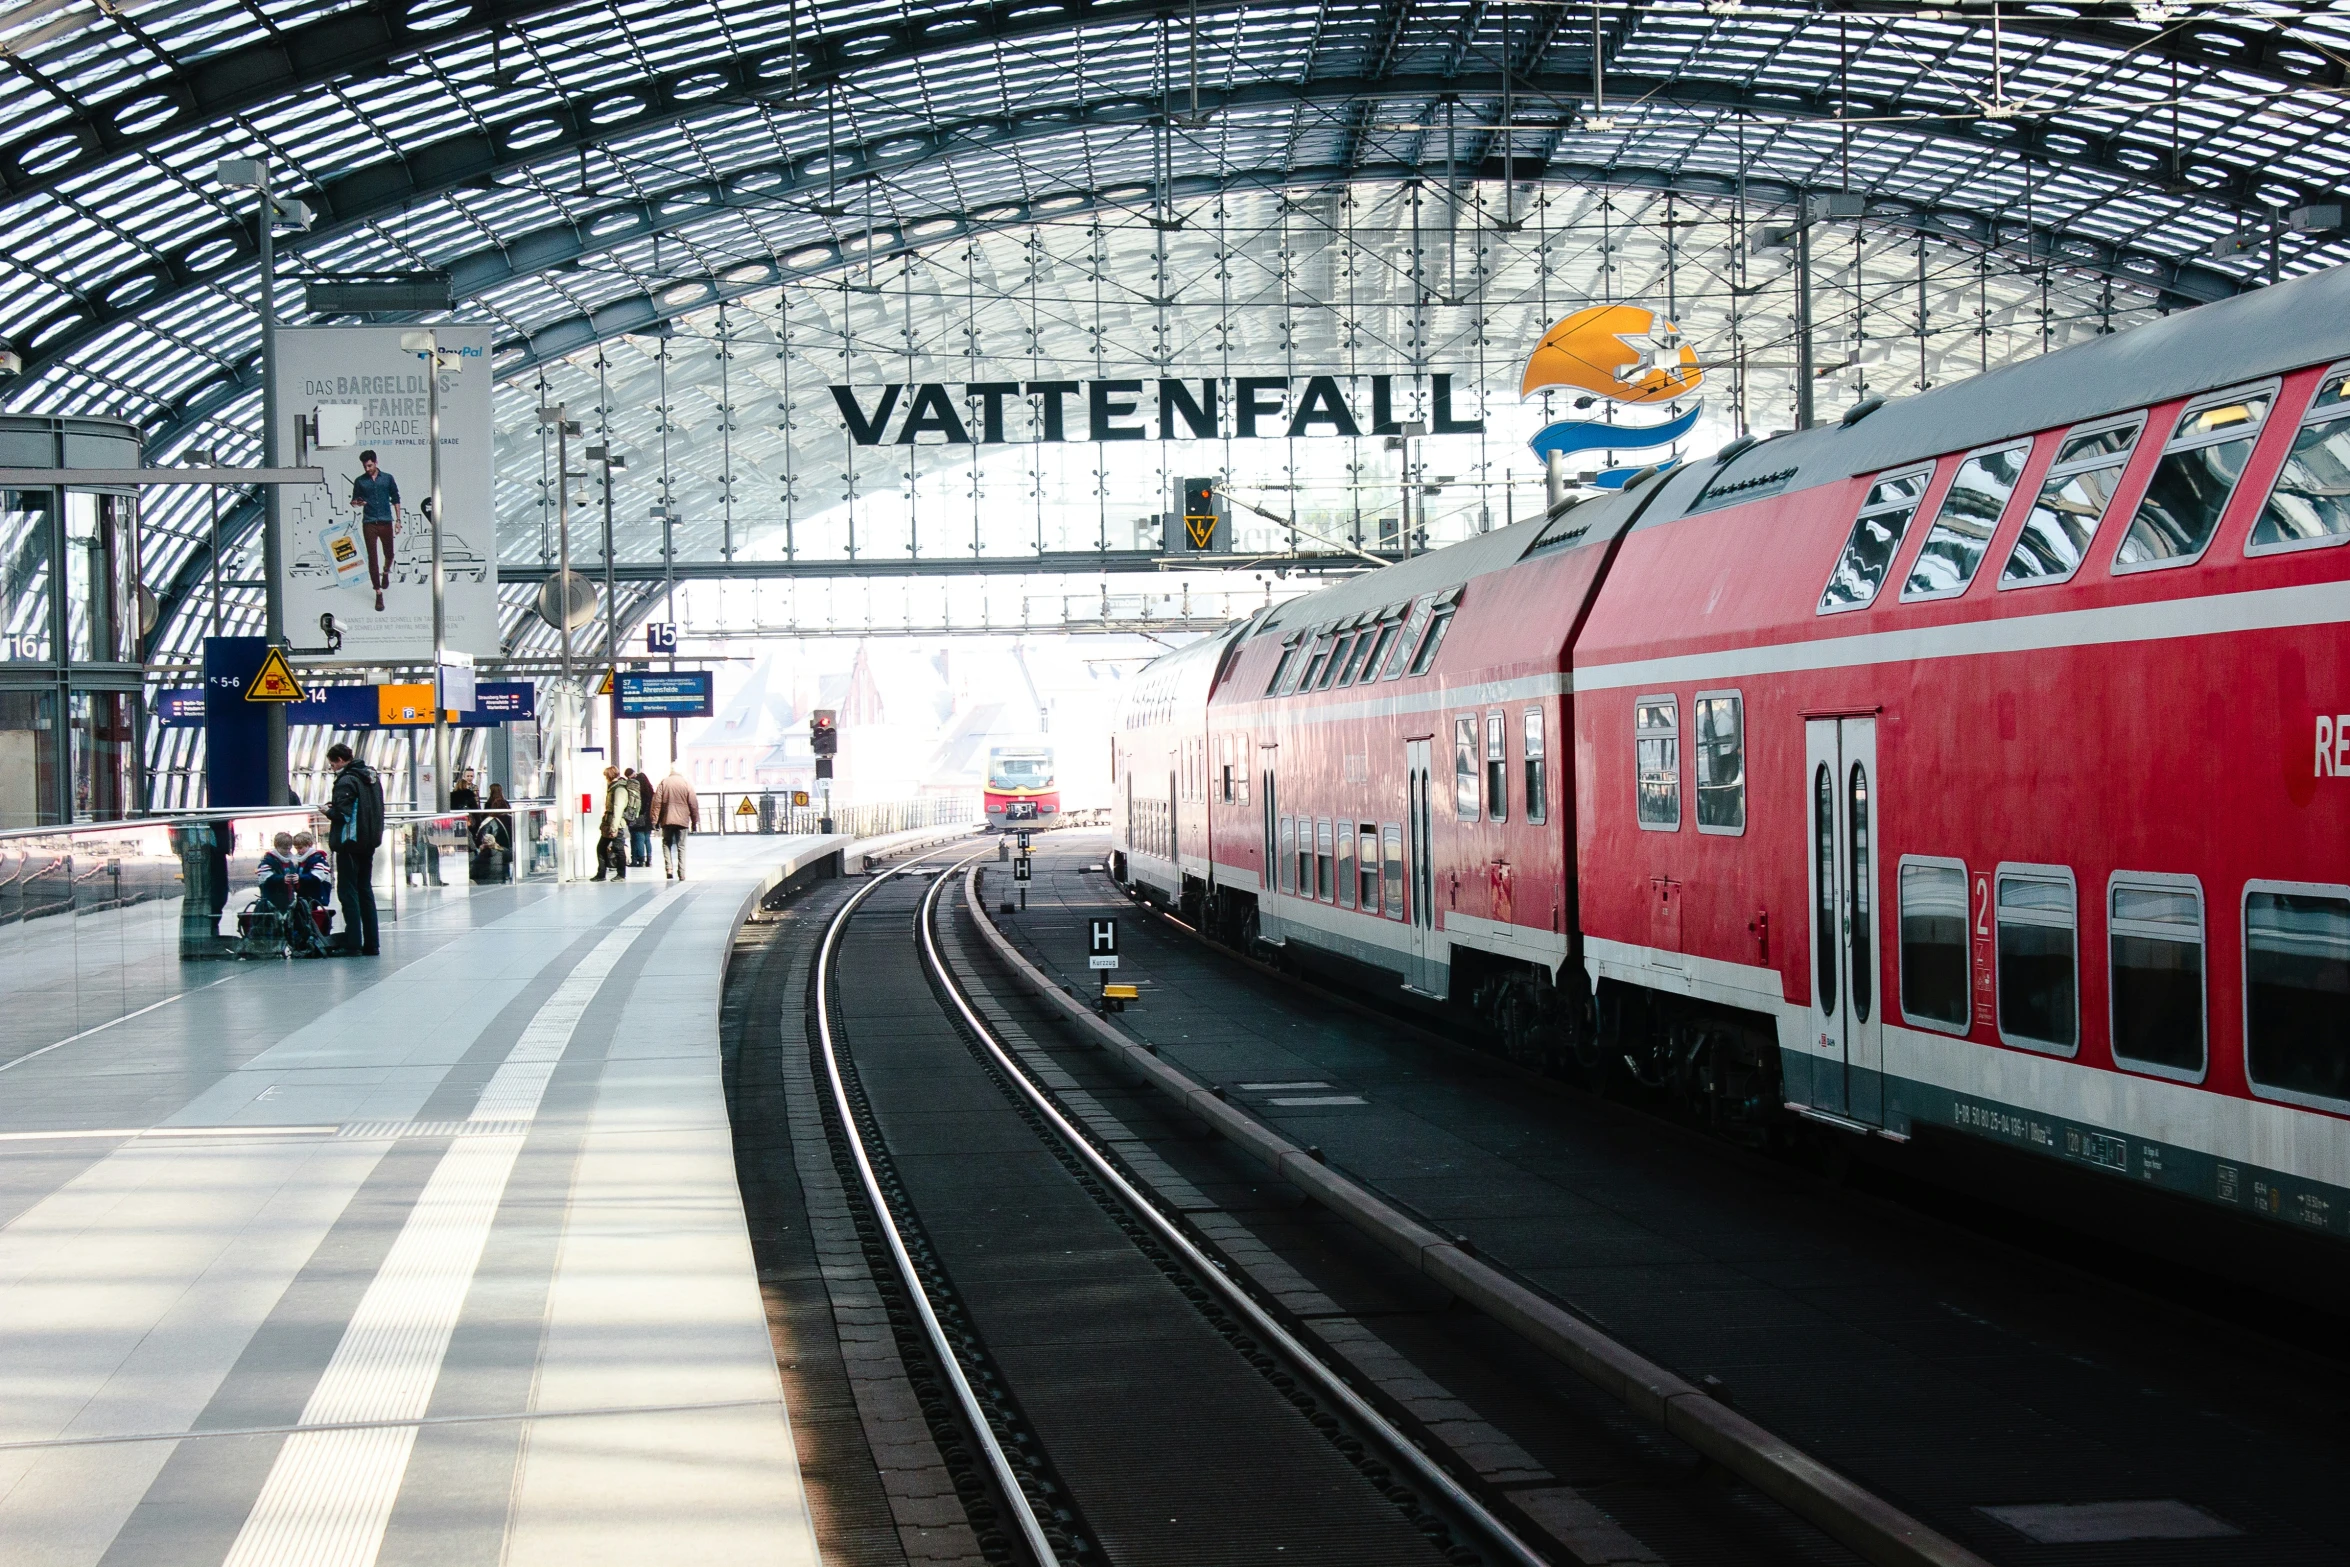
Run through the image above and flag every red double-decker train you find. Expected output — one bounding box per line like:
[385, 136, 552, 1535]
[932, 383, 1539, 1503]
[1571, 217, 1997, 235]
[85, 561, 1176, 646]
[1113, 263, 2350, 1241]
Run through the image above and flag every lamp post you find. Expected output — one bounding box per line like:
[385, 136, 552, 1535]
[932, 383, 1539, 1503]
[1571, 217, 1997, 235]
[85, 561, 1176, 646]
[400, 330, 453, 808]
[536, 403, 583, 877]
[213, 157, 313, 806]
[585, 442, 626, 767]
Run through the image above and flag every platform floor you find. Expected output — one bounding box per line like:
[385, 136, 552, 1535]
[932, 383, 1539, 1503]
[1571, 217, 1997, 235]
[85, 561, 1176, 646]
[0, 837, 831, 1567]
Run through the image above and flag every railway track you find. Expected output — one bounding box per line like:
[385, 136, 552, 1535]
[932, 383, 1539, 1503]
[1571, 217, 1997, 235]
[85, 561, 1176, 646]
[797, 851, 1552, 1567]
[724, 847, 2062, 1567]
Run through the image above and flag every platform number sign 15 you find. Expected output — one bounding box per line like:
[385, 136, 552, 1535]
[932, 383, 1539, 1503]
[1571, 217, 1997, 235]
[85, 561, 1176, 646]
[1088, 918, 1120, 970]
[646, 622, 678, 653]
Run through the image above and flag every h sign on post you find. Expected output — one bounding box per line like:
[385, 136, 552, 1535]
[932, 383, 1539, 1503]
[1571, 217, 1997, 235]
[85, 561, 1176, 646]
[1088, 918, 1120, 970]
[1012, 856, 1032, 883]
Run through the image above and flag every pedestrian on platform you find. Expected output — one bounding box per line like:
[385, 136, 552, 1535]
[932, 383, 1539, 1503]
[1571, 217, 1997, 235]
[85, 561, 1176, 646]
[324, 742, 385, 954]
[592, 764, 629, 881]
[626, 767, 653, 867]
[652, 763, 698, 881]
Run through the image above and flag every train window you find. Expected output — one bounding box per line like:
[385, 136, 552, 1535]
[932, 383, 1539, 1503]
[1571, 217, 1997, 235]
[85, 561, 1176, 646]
[1408, 606, 1455, 675]
[1265, 636, 1301, 695]
[2109, 875, 2206, 1081]
[1278, 816, 1296, 894]
[1336, 820, 1355, 907]
[1898, 859, 1970, 1034]
[1693, 692, 1745, 834]
[1297, 821, 1315, 898]
[1996, 867, 2079, 1055]
[1484, 713, 1508, 823]
[2003, 417, 2142, 586]
[1382, 824, 1404, 917]
[2115, 382, 2275, 571]
[2250, 367, 2350, 553]
[1523, 708, 1547, 825]
[2243, 883, 2350, 1109]
[1358, 824, 1381, 908]
[1333, 633, 1372, 686]
[1902, 443, 2030, 601]
[1354, 624, 1396, 683]
[1317, 634, 1356, 690]
[1635, 697, 1680, 830]
[1454, 717, 1480, 821]
[1819, 466, 1932, 613]
[1316, 819, 1335, 901]
[1382, 598, 1431, 680]
[1293, 632, 1336, 693]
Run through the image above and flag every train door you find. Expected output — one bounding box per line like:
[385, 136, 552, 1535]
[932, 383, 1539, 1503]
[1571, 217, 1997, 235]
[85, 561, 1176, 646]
[1260, 747, 1277, 893]
[1803, 716, 1883, 1126]
[1167, 768, 1179, 869]
[1405, 738, 1437, 992]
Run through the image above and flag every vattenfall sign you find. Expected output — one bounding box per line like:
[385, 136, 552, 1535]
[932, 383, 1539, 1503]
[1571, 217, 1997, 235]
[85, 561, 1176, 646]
[829, 373, 1486, 446]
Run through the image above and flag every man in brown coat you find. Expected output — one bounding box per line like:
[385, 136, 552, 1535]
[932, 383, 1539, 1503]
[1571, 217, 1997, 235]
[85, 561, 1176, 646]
[651, 763, 700, 881]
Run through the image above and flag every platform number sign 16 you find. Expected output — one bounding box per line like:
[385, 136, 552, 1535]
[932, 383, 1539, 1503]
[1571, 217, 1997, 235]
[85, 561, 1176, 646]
[1088, 918, 1120, 970]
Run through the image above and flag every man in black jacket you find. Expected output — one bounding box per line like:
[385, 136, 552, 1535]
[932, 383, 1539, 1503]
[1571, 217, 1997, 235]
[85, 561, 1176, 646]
[324, 742, 386, 954]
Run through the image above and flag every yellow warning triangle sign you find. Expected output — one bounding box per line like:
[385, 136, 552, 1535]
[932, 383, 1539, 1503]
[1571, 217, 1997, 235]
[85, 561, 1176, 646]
[244, 645, 307, 703]
[596, 668, 615, 696]
[734, 796, 757, 815]
[1185, 513, 1216, 549]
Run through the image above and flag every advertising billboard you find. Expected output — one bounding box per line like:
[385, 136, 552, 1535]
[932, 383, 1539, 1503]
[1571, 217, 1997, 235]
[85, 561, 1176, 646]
[272, 325, 498, 661]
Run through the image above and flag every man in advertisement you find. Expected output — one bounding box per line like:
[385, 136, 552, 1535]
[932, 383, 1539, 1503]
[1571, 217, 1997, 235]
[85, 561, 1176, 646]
[348, 449, 403, 612]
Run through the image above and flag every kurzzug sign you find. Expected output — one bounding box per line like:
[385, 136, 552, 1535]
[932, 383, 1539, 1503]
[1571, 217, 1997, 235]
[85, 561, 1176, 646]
[828, 372, 1487, 445]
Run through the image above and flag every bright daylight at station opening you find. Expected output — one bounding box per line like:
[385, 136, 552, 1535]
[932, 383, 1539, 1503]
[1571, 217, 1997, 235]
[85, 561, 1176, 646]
[3, 1, 2348, 1565]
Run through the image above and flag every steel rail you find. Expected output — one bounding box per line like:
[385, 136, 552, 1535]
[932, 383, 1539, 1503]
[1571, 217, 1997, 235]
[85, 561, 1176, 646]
[918, 865, 1554, 1567]
[811, 852, 1059, 1567]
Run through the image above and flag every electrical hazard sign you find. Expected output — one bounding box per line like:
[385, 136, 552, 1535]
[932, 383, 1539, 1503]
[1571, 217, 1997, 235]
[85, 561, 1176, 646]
[735, 797, 757, 816]
[244, 646, 307, 703]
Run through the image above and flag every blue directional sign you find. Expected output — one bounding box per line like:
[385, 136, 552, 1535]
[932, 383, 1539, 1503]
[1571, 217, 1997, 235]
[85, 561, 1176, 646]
[615, 670, 713, 718]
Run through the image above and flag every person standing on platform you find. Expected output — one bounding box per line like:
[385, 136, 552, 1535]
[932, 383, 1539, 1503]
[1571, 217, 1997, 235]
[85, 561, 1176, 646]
[448, 769, 480, 811]
[626, 767, 653, 867]
[348, 450, 403, 614]
[324, 742, 385, 954]
[652, 763, 698, 881]
[592, 764, 629, 881]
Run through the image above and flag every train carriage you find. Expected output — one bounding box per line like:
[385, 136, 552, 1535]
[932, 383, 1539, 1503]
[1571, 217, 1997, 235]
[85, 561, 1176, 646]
[1112, 260, 2350, 1242]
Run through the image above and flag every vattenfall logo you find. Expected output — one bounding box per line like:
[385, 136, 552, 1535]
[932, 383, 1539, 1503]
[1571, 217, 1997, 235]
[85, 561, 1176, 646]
[826, 374, 1486, 446]
[1519, 304, 1706, 489]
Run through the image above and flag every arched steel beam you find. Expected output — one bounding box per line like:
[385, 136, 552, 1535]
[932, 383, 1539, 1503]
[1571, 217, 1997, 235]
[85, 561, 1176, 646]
[133, 108, 2264, 461]
[1, 0, 2328, 216]
[15, 61, 2294, 408]
[143, 151, 2243, 655]
[2, 0, 2324, 214]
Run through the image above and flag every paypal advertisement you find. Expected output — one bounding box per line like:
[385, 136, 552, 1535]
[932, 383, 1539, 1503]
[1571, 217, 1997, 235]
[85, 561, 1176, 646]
[270, 325, 499, 663]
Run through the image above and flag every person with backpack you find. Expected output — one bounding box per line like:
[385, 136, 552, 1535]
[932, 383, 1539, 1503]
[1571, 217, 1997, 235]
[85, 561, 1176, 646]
[324, 741, 386, 954]
[625, 767, 653, 866]
[592, 764, 630, 882]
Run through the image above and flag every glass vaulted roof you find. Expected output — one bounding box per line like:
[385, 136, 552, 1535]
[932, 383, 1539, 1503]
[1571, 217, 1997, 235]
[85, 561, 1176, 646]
[4, 0, 2348, 664]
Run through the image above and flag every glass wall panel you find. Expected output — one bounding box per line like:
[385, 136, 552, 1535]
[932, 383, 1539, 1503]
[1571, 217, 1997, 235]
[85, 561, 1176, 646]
[2, 491, 53, 663]
[0, 688, 58, 828]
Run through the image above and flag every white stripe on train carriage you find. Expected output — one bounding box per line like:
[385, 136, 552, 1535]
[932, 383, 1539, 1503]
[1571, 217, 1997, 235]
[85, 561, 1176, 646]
[1570, 578, 2350, 694]
[1214, 670, 1571, 727]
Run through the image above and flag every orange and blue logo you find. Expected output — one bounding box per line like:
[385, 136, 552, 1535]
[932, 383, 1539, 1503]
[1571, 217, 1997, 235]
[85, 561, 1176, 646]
[1521, 304, 1704, 487]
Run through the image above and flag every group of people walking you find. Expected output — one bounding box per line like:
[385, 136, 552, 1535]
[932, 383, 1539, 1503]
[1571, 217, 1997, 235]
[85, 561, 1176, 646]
[596, 763, 699, 881]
